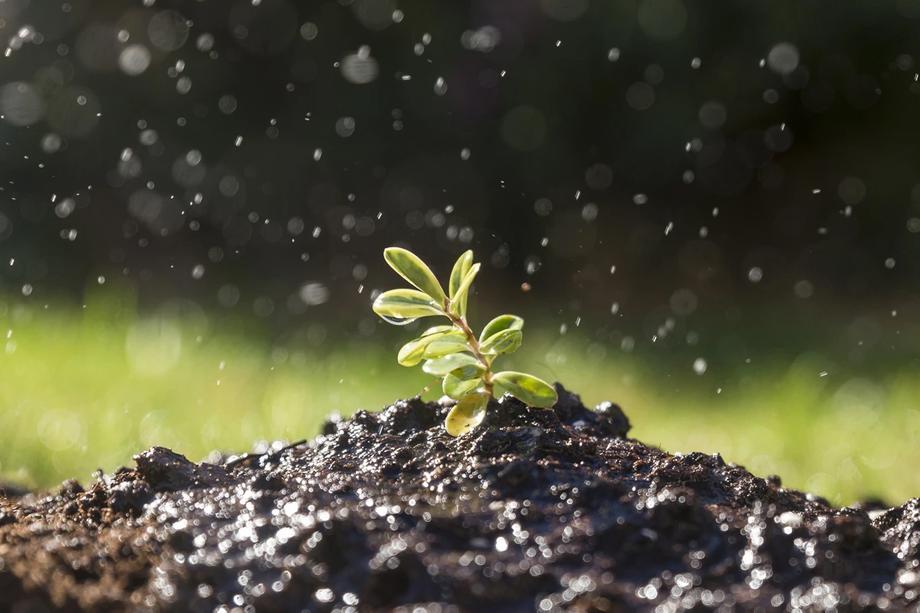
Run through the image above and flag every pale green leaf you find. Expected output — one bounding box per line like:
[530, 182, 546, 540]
[480, 328, 522, 356]
[420, 325, 455, 337]
[479, 314, 524, 344]
[442, 371, 482, 399]
[397, 330, 463, 366]
[397, 338, 429, 367]
[492, 371, 557, 408]
[450, 262, 481, 317]
[448, 250, 473, 299]
[383, 247, 447, 304]
[423, 339, 471, 359]
[422, 353, 483, 376]
[373, 289, 444, 321]
[444, 392, 489, 437]
[449, 364, 484, 381]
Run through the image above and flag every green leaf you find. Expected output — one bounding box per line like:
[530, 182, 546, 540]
[422, 353, 483, 376]
[479, 314, 524, 344]
[420, 324, 455, 337]
[444, 392, 489, 437]
[448, 250, 473, 299]
[397, 338, 429, 367]
[397, 330, 464, 367]
[423, 339, 471, 359]
[450, 262, 481, 317]
[449, 364, 484, 381]
[492, 371, 557, 408]
[480, 329, 522, 356]
[442, 371, 482, 399]
[373, 289, 444, 321]
[383, 247, 447, 304]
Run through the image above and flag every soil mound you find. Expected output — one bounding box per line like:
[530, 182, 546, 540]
[1, 386, 918, 611]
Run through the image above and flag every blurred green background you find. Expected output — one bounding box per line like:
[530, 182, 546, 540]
[2, 290, 918, 506]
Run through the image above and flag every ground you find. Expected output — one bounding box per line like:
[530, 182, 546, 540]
[1, 386, 918, 611]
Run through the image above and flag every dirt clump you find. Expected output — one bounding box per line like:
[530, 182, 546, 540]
[1, 385, 918, 611]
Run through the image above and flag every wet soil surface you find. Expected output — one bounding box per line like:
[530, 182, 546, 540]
[1, 386, 919, 612]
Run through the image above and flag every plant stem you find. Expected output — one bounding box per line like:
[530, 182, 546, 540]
[445, 309, 493, 394]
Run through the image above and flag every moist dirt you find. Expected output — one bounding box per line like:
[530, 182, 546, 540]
[1, 386, 919, 611]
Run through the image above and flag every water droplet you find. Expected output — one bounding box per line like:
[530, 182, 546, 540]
[433, 77, 448, 95]
[693, 358, 708, 375]
[379, 314, 418, 326]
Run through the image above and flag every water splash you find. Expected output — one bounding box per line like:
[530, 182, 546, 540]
[5, 25, 38, 58]
[378, 314, 418, 326]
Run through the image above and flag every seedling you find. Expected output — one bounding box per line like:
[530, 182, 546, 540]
[373, 247, 558, 436]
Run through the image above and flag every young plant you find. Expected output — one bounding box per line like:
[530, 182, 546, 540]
[373, 247, 558, 436]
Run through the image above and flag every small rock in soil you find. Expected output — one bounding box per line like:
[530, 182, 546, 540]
[0, 385, 918, 611]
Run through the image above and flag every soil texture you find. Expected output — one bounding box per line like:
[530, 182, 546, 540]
[1, 386, 919, 611]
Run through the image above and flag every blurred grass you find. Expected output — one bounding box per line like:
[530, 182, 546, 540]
[1, 297, 919, 506]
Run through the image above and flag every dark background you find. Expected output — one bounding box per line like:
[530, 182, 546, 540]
[2, 0, 920, 348]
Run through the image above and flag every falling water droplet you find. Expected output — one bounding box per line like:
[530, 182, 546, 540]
[379, 314, 419, 326]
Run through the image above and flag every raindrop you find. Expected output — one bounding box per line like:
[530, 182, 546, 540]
[218, 95, 238, 114]
[581, 203, 598, 221]
[148, 10, 190, 52]
[767, 42, 799, 75]
[461, 26, 500, 52]
[433, 77, 448, 95]
[0, 82, 44, 126]
[41, 133, 63, 153]
[118, 44, 151, 76]
[534, 198, 553, 216]
[335, 116, 356, 137]
[693, 358, 708, 375]
[300, 22, 318, 41]
[176, 76, 192, 94]
[625, 82, 655, 110]
[54, 198, 76, 219]
[379, 314, 418, 326]
[139, 129, 159, 145]
[196, 33, 215, 52]
[794, 280, 814, 298]
[341, 47, 379, 84]
[698, 100, 727, 129]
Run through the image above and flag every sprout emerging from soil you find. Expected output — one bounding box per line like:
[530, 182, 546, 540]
[373, 247, 558, 436]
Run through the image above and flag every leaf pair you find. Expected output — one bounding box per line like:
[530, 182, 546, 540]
[479, 314, 523, 357]
[448, 250, 479, 318]
[373, 246, 558, 438]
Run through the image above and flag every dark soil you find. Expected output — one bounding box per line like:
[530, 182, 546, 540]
[1, 386, 918, 612]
